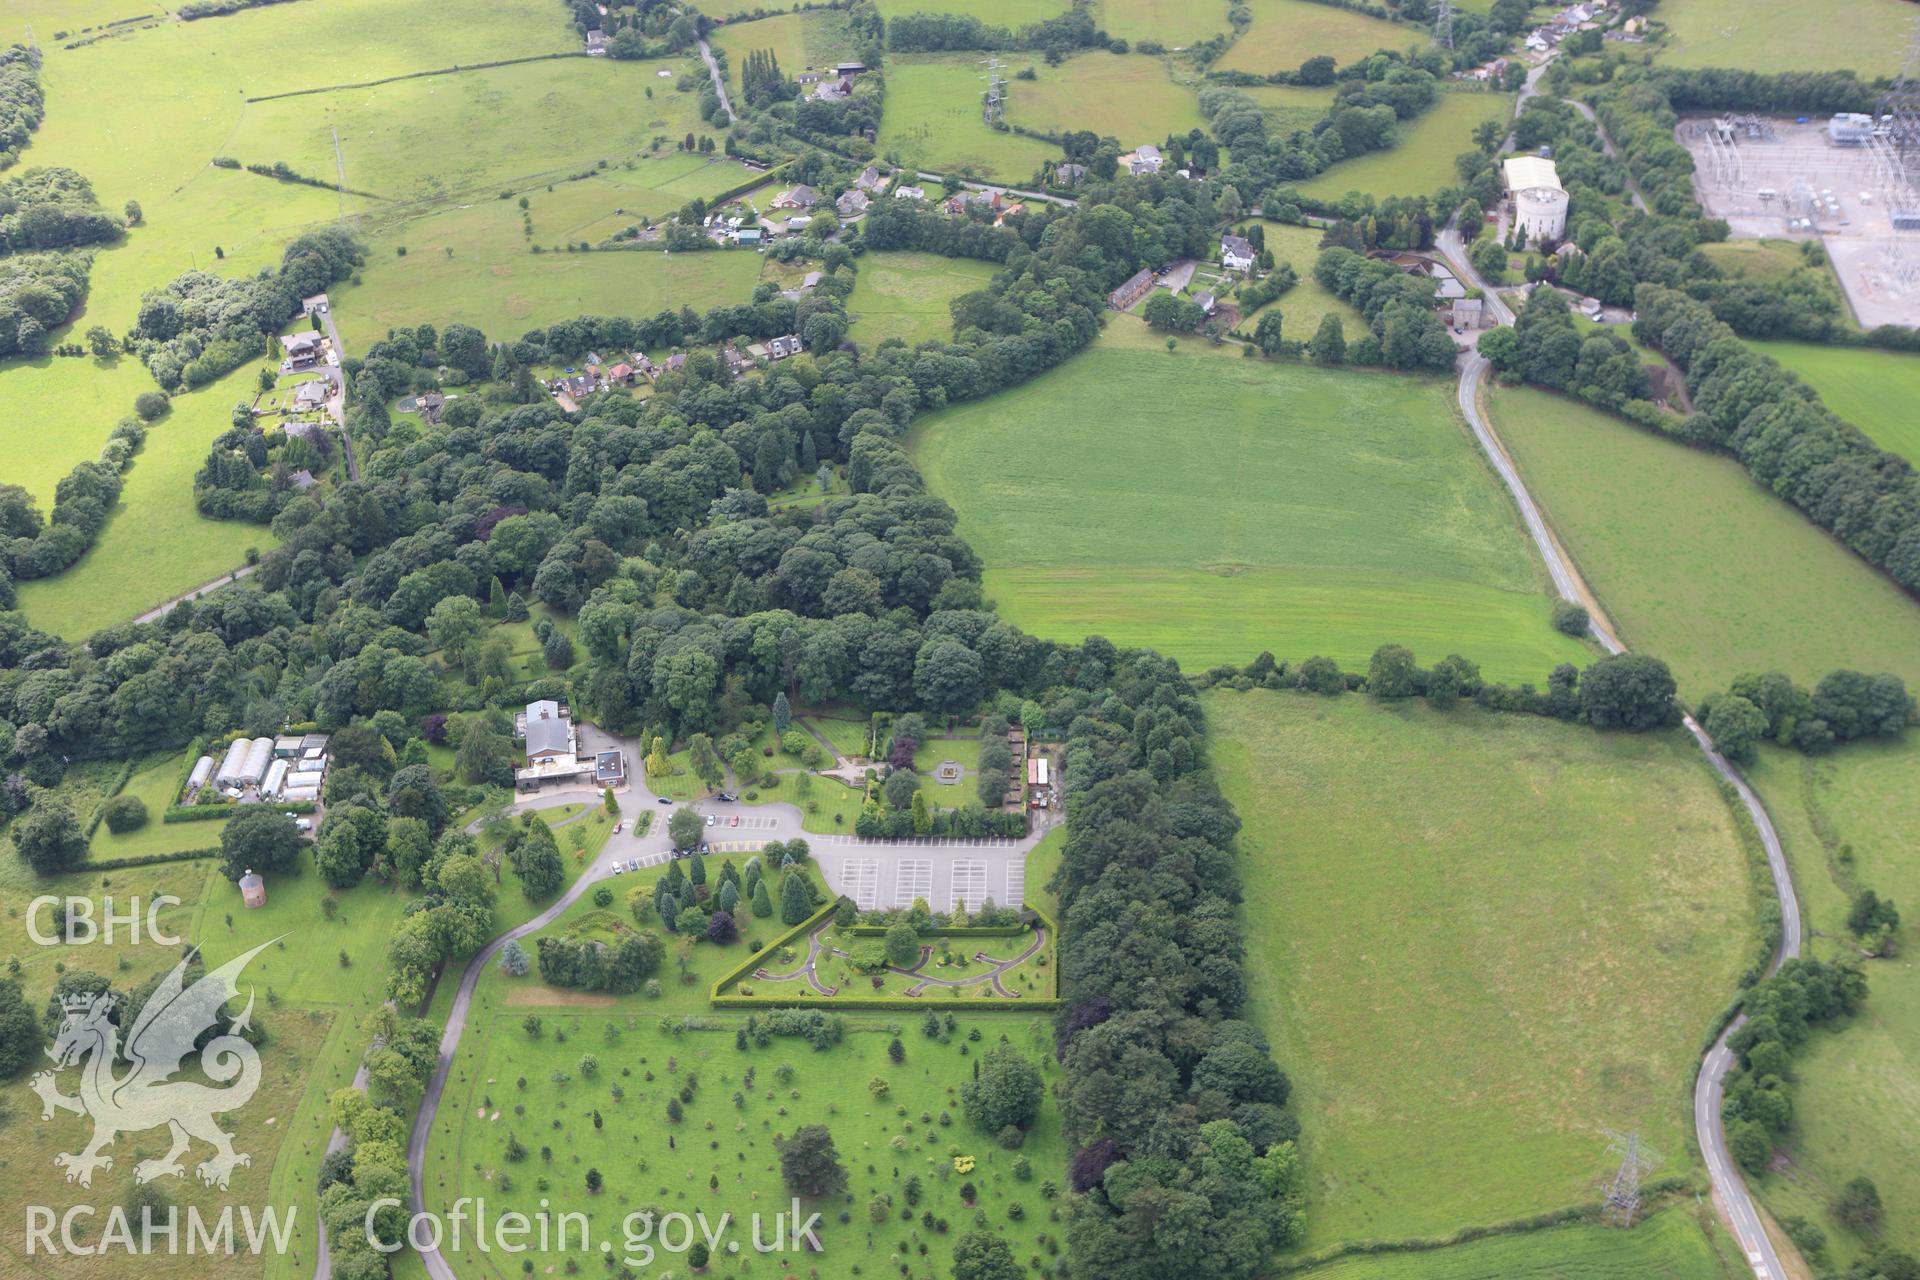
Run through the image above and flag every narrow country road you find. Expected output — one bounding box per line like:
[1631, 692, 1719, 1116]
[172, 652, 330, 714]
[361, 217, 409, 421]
[698, 37, 736, 125]
[1446, 241, 1802, 1280]
[912, 170, 1076, 208]
[402, 760, 1057, 1280]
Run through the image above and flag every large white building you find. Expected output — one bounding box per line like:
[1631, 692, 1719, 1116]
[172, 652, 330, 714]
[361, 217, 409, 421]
[1503, 155, 1569, 244]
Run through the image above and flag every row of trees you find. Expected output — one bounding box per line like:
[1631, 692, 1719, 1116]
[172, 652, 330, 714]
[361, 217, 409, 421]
[1631, 284, 1920, 596]
[1699, 669, 1914, 761]
[1053, 653, 1304, 1279]
[1313, 246, 1458, 370]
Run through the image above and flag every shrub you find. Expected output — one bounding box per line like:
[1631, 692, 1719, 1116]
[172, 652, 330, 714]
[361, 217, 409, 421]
[1550, 600, 1590, 636]
[101, 794, 149, 834]
[134, 391, 170, 421]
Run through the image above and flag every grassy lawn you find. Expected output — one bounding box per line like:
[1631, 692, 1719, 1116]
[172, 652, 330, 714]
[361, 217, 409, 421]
[85, 753, 228, 859]
[1243, 82, 1338, 135]
[1216, 0, 1414, 75]
[1294, 1207, 1732, 1278]
[1234, 220, 1369, 341]
[1741, 739, 1920, 1268]
[848, 251, 999, 347]
[1299, 91, 1513, 201]
[1092, 0, 1236, 46]
[711, 9, 860, 87]
[879, 56, 1063, 182]
[1488, 386, 1920, 697]
[1207, 691, 1759, 1251]
[1022, 826, 1064, 915]
[910, 336, 1591, 683]
[16, 358, 284, 640]
[1654, 0, 1914, 76]
[805, 713, 878, 761]
[1752, 340, 1920, 468]
[1001, 51, 1206, 147]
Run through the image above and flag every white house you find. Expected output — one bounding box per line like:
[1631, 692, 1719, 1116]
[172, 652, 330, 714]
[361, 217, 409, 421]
[1221, 234, 1256, 273]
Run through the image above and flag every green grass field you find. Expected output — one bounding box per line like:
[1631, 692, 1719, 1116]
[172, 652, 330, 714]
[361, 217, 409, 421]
[870, 0, 1069, 24]
[880, 56, 1065, 181]
[1243, 82, 1338, 135]
[1488, 386, 1920, 697]
[910, 336, 1590, 682]
[1294, 1207, 1732, 1279]
[226, 54, 713, 209]
[1742, 739, 1920, 1268]
[1654, 0, 1914, 76]
[1299, 91, 1513, 201]
[1216, 0, 1413, 76]
[1092, 0, 1237, 46]
[847, 251, 999, 347]
[16, 357, 285, 639]
[1207, 691, 1759, 1250]
[331, 196, 769, 341]
[1001, 51, 1206, 147]
[1752, 340, 1920, 467]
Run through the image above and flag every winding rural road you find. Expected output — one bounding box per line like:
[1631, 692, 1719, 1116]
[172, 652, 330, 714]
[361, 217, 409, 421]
[1445, 229, 1801, 1280]
[398, 760, 1055, 1280]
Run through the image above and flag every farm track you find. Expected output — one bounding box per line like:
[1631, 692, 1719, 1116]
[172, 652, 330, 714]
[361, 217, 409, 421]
[1444, 222, 1801, 1280]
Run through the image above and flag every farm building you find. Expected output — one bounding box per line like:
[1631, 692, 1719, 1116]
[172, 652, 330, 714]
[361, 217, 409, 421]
[186, 754, 215, 796]
[1109, 267, 1156, 311]
[262, 758, 289, 799]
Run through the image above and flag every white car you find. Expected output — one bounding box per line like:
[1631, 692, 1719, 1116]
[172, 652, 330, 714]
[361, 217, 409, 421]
[705, 814, 716, 826]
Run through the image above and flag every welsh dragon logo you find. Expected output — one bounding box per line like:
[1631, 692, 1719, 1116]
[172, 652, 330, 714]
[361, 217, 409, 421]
[31, 939, 278, 1190]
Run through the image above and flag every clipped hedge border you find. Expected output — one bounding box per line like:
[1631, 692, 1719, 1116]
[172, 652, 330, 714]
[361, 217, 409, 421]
[843, 923, 1029, 938]
[715, 991, 1063, 1011]
[709, 897, 840, 1002]
[711, 897, 1060, 1008]
[83, 758, 139, 839]
[163, 800, 313, 824]
[85, 848, 221, 872]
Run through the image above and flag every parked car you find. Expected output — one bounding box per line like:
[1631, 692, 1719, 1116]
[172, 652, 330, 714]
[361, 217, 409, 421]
[706, 814, 716, 826]
[612, 821, 623, 835]
[657, 796, 673, 805]
[717, 791, 737, 802]
[730, 815, 740, 827]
